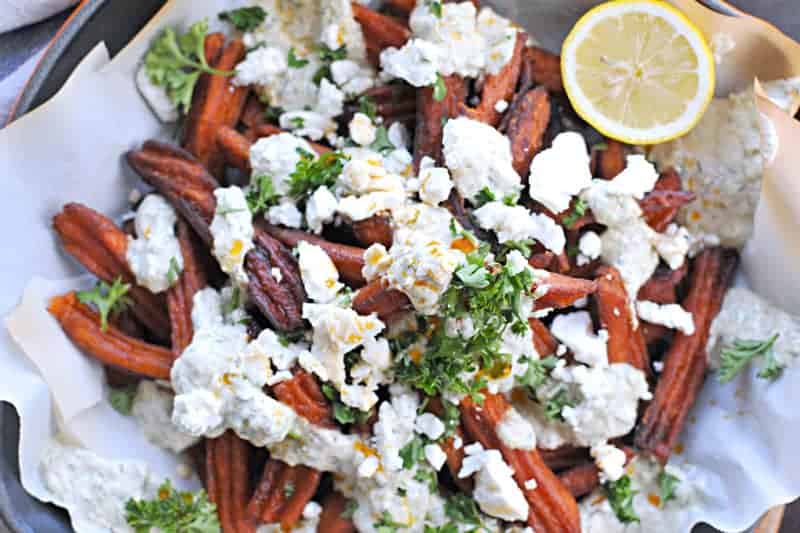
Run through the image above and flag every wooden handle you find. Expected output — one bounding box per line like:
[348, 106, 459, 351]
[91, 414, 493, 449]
[754, 505, 785, 533]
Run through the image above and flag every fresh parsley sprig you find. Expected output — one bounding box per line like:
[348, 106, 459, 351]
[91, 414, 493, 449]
[718, 333, 781, 383]
[144, 20, 234, 113]
[109, 385, 137, 416]
[370, 126, 396, 155]
[288, 149, 349, 200]
[218, 6, 266, 32]
[313, 43, 348, 85]
[246, 174, 279, 214]
[561, 198, 587, 228]
[321, 383, 372, 425]
[166, 256, 181, 286]
[604, 475, 639, 524]
[543, 388, 574, 421]
[374, 511, 406, 533]
[517, 356, 558, 392]
[76, 277, 131, 331]
[125, 480, 220, 533]
[399, 436, 427, 469]
[658, 470, 680, 506]
[432, 73, 447, 102]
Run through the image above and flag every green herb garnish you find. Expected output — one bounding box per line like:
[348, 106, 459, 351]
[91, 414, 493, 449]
[358, 95, 378, 120]
[517, 356, 558, 392]
[561, 198, 587, 228]
[604, 475, 639, 524]
[718, 333, 781, 383]
[321, 383, 372, 425]
[432, 73, 447, 102]
[658, 470, 680, 506]
[218, 6, 266, 32]
[109, 385, 137, 416]
[246, 173, 279, 214]
[399, 436, 426, 469]
[77, 277, 131, 331]
[166, 256, 181, 286]
[370, 126, 396, 155]
[288, 149, 349, 200]
[288, 47, 309, 68]
[374, 511, 405, 533]
[125, 480, 220, 533]
[313, 43, 347, 85]
[543, 388, 574, 421]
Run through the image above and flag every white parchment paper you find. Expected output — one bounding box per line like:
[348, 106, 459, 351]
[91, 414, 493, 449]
[1, 0, 799, 531]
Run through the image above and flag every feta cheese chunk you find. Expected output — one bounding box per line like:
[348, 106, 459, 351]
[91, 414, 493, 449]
[266, 201, 303, 228]
[418, 156, 453, 206]
[135, 65, 178, 122]
[443, 117, 521, 203]
[424, 443, 448, 471]
[305, 186, 338, 233]
[250, 133, 315, 195]
[126, 194, 183, 293]
[459, 443, 529, 521]
[131, 381, 199, 453]
[415, 413, 446, 440]
[551, 311, 608, 367]
[380, 39, 440, 87]
[590, 443, 627, 482]
[473, 201, 566, 253]
[636, 301, 696, 335]
[297, 241, 343, 303]
[496, 407, 537, 450]
[578, 231, 603, 266]
[349, 112, 377, 146]
[210, 187, 254, 286]
[604, 155, 659, 199]
[529, 132, 592, 213]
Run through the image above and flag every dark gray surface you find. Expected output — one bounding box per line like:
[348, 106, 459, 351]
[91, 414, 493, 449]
[2, 1, 800, 532]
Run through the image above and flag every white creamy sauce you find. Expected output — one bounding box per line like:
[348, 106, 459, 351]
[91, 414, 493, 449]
[125, 194, 183, 293]
[209, 187, 254, 287]
[131, 381, 199, 454]
[135, 65, 178, 123]
[707, 287, 800, 369]
[40, 440, 158, 533]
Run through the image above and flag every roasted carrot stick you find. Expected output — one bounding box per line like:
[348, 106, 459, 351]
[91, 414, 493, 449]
[595, 265, 649, 373]
[352, 279, 412, 319]
[501, 87, 551, 179]
[637, 263, 689, 304]
[272, 370, 336, 429]
[247, 460, 322, 529]
[319, 492, 356, 533]
[352, 215, 394, 248]
[528, 317, 559, 357]
[532, 271, 597, 310]
[166, 221, 207, 357]
[351, 3, 411, 65]
[520, 46, 563, 93]
[596, 140, 627, 180]
[48, 292, 172, 379]
[414, 75, 466, 170]
[206, 432, 255, 533]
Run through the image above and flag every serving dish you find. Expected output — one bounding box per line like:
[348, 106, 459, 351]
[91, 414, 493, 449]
[0, 1, 792, 532]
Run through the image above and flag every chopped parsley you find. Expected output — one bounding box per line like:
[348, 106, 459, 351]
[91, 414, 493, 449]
[283, 482, 296, 498]
[217, 6, 266, 32]
[125, 480, 220, 533]
[604, 475, 639, 524]
[439, 400, 461, 439]
[287, 149, 349, 200]
[718, 333, 782, 383]
[658, 470, 680, 506]
[474, 186, 496, 206]
[374, 511, 405, 533]
[444, 493, 483, 526]
[166, 256, 182, 286]
[313, 43, 347, 85]
[399, 436, 426, 469]
[543, 388, 574, 421]
[502, 193, 519, 206]
[77, 277, 131, 331]
[290, 116, 306, 129]
[370, 126, 396, 155]
[517, 356, 558, 392]
[246, 173, 279, 214]
[288, 47, 309, 68]
[395, 243, 534, 398]
[426, 0, 443, 18]
[342, 499, 359, 519]
[358, 95, 378, 120]
[144, 20, 233, 113]
[561, 198, 587, 228]
[496, 239, 535, 263]
[432, 73, 447, 102]
[414, 468, 439, 491]
[321, 383, 372, 425]
[109, 385, 137, 416]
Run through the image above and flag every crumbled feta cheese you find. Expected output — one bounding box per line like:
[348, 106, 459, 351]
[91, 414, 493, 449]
[373, 386, 421, 472]
[349, 112, 377, 146]
[305, 186, 338, 233]
[415, 413, 446, 440]
[388, 122, 411, 150]
[505, 250, 530, 276]
[331, 59, 375, 96]
[458, 443, 529, 521]
[577, 230, 603, 266]
[523, 478, 538, 491]
[652, 223, 692, 269]
[636, 301, 696, 335]
[476, 7, 518, 75]
[425, 444, 448, 471]
[494, 99, 509, 113]
[250, 133, 315, 194]
[210, 187, 254, 286]
[266, 201, 303, 228]
[135, 65, 178, 122]
[529, 132, 592, 213]
[453, 435, 463, 449]
[297, 241, 343, 303]
[358, 455, 381, 478]
[551, 311, 608, 367]
[126, 194, 183, 293]
[131, 381, 199, 453]
[605, 155, 659, 199]
[445, 315, 476, 339]
[418, 156, 453, 206]
[280, 109, 338, 142]
[496, 407, 537, 450]
[234, 45, 288, 89]
[590, 443, 626, 483]
[473, 201, 566, 254]
[380, 39, 441, 87]
[443, 117, 521, 203]
[336, 153, 406, 221]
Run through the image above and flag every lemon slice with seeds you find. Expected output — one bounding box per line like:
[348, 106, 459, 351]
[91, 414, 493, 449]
[561, 0, 715, 145]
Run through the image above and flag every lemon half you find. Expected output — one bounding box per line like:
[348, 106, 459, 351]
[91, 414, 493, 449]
[561, 0, 715, 145]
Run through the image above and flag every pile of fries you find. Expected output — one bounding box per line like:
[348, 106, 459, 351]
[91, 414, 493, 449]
[45, 2, 740, 532]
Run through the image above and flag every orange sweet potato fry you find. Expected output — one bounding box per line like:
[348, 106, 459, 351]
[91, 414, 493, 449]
[501, 86, 551, 179]
[595, 265, 649, 373]
[596, 140, 627, 180]
[53, 203, 171, 341]
[639, 189, 696, 233]
[520, 46, 563, 93]
[352, 215, 394, 248]
[460, 393, 580, 533]
[247, 460, 322, 529]
[382, 0, 416, 14]
[635, 248, 738, 463]
[414, 75, 466, 170]
[352, 280, 412, 319]
[637, 263, 689, 304]
[538, 446, 589, 472]
[167, 221, 207, 357]
[48, 292, 173, 379]
[217, 126, 252, 173]
[206, 432, 255, 533]
[529, 317, 559, 357]
[240, 93, 268, 129]
[533, 271, 597, 310]
[184, 38, 249, 179]
[351, 3, 411, 65]
[272, 370, 336, 429]
[319, 492, 356, 533]
[654, 167, 682, 192]
[462, 33, 526, 127]
[262, 223, 367, 287]
[558, 448, 634, 498]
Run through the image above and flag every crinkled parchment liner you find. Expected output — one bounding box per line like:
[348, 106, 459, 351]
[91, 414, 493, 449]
[1, 1, 800, 531]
